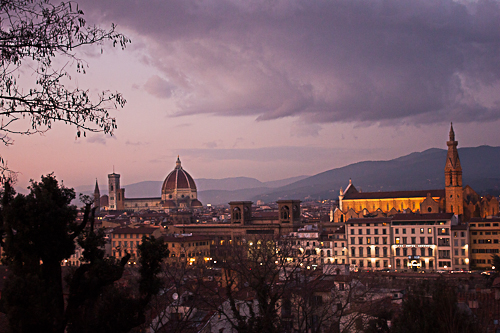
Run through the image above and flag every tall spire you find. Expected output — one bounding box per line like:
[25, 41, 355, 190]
[94, 178, 100, 209]
[445, 123, 463, 215]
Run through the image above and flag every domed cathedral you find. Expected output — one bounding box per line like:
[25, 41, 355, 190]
[332, 124, 499, 223]
[105, 156, 202, 212]
[161, 156, 202, 209]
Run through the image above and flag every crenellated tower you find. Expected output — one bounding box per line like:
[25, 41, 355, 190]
[444, 123, 463, 215]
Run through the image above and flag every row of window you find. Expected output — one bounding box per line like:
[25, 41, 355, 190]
[113, 241, 140, 248]
[471, 249, 500, 253]
[350, 237, 388, 245]
[350, 228, 387, 235]
[472, 231, 499, 235]
[470, 223, 499, 227]
[473, 239, 499, 244]
[113, 233, 144, 239]
[351, 247, 389, 257]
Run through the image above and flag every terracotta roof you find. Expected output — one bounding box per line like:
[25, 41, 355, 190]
[344, 189, 445, 200]
[161, 157, 196, 193]
[347, 217, 392, 224]
[191, 199, 203, 207]
[391, 213, 453, 221]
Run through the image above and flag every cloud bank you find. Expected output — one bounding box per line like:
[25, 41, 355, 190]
[82, 0, 500, 125]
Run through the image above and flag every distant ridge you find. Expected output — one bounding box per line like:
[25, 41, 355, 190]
[72, 146, 500, 205]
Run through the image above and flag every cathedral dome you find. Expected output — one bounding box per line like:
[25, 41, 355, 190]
[162, 156, 197, 192]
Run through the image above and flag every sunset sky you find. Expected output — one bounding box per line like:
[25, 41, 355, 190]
[6, 0, 500, 193]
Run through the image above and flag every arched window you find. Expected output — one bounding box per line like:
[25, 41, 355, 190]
[233, 207, 241, 221]
[281, 206, 290, 220]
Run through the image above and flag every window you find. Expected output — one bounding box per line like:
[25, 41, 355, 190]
[375, 261, 380, 267]
[351, 237, 355, 245]
[420, 237, 425, 244]
[411, 237, 416, 245]
[352, 259, 356, 265]
[374, 229, 379, 235]
[375, 247, 380, 256]
[367, 261, 372, 267]
[359, 247, 364, 257]
[395, 229, 399, 234]
[350, 229, 354, 235]
[421, 248, 425, 256]
[420, 228, 424, 233]
[395, 237, 400, 244]
[383, 229, 387, 235]
[403, 248, 407, 256]
[411, 228, 415, 234]
[428, 228, 432, 234]
[358, 237, 363, 245]
[396, 248, 400, 256]
[428, 248, 433, 256]
[358, 229, 362, 235]
[374, 237, 379, 245]
[403, 237, 407, 244]
[403, 229, 407, 234]
[428, 237, 433, 244]
[367, 247, 372, 256]
[351, 248, 356, 257]
[383, 247, 387, 257]
[461, 249, 465, 256]
[366, 229, 371, 235]
[396, 259, 401, 267]
[383, 237, 387, 245]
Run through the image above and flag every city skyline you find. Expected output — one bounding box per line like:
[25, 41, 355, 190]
[6, 0, 500, 192]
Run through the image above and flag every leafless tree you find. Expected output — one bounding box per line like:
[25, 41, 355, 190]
[0, 0, 129, 179]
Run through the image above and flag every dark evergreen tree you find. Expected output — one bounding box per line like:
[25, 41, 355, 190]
[0, 175, 170, 333]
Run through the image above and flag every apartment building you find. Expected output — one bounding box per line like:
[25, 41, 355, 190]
[469, 217, 500, 269]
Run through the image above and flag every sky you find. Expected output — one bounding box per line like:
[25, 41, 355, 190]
[5, 0, 500, 193]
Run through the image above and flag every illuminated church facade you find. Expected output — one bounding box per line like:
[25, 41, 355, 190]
[332, 124, 499, 223]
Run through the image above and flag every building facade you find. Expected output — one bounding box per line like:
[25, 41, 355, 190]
[332, 124, 498, 223]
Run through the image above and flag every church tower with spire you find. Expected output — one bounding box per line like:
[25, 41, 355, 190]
[445, 123, 463, 216]
[94, 179, 100, 210]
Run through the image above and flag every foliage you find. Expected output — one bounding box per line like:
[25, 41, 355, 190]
[0, 174, 169, 333]
[0, 0, 129, 179]
[391, 279, 478, 333]
[0, 174, 84, 332]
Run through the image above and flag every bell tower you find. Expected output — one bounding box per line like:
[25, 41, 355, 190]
[444, 123, 463, 215]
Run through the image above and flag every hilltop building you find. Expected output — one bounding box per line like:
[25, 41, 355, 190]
[332, 124, 498, 223]
[106, 156, 202, 212]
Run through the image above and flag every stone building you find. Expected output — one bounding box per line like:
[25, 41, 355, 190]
[105, 157, 202, 212]
[332, 124, 498, 223]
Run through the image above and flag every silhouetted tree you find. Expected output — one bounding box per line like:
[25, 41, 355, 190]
[391, 279, 477, 333]
[0, 175, 85, 332]
[0, 175, 169, 333]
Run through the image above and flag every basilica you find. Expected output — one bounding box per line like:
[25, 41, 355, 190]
[103, 156, 202, 212]
[332, 124, 499, 222]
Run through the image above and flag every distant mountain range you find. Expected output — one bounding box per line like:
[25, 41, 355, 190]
[73, 145, 500, 205]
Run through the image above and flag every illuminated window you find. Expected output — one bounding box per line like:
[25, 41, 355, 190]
[395, 237, 400, 244]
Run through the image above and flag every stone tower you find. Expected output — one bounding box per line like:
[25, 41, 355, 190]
[444, 123, 463, 216]
[93, 179, 100, 210]
[108, 172, 124, 210]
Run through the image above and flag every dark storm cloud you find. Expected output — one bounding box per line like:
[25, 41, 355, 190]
[82, 0, 500, 125]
